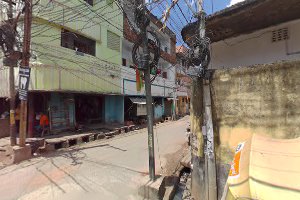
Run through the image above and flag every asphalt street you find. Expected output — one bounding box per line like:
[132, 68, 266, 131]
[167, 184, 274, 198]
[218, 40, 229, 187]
[0, 116, 189, 200]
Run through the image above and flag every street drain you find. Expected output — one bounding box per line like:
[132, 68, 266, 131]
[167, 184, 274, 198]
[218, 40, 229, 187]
[173, 167, 191, 200]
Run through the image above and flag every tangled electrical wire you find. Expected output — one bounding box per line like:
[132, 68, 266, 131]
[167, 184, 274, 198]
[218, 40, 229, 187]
[0, 23, 17, 56]
[132, 4, 161, 83]
[186, 12, 212, 79]
[190, 36, 211, 67]
[132, 30, 161, 69]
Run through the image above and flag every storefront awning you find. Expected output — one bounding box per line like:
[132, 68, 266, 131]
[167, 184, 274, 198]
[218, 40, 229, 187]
[129, 97, 146, 105]
[167, 98, 179, 101]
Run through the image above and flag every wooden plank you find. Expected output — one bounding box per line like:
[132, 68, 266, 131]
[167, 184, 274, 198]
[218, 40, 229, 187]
[203, 84, 217, 200]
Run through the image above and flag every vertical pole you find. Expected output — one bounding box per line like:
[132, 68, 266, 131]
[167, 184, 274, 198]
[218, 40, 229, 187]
[9, 63, 17, 146]
[203, 84, 217, 200]
[143, 41, 156, 181]
[172, 88, 176, 120]
[7, 0, 17, 146]
[19, 0, 32, 147]
[140, 1, 155, 181]
[197, 0, 217, 199]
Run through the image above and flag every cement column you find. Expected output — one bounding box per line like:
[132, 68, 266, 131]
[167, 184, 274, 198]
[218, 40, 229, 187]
[190, 77, 206, 200]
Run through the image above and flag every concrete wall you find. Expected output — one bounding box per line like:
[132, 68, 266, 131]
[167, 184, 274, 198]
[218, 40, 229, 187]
[210, 61, 300, 198]
[104, 96, 124, 124]
[211, 19, 300, 69]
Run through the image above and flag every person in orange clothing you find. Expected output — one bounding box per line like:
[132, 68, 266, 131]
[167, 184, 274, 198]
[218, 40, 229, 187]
[35, 112, 49, 137]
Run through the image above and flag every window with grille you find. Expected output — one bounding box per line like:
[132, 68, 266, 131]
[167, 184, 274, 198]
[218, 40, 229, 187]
[107, 30, 120, 52]
[272, 28, 289, 42]
[61, 29, 96, 56]
[84, 0, 93, 6]
[164, 46, 168, 53]
[122, 58, 127, 66]
[162, 72, 167, 79]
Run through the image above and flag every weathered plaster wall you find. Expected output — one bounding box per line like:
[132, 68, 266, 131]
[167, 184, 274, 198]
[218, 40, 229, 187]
[210, 61, 300, 197]
[211, 19, 300, 69]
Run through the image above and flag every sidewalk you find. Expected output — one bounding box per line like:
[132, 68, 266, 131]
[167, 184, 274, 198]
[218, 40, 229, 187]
[0, 123, 140, 164]
[0, 118, 177, 168]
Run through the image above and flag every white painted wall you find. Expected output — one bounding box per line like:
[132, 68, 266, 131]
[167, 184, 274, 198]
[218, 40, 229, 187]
[211, 19, 300, 69]
[122, 39, 176, 97]
[150, 21, 171, 54]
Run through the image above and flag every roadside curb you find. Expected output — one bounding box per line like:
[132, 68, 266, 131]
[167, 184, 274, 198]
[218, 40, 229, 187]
[162, 152, 191, 200]
[139, 152, 191, 200]
[42, 119, 179, 153]
[42, 125, 138, 152]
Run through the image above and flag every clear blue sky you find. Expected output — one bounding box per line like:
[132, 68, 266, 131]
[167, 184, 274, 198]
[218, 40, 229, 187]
[148, 0, 235, 45]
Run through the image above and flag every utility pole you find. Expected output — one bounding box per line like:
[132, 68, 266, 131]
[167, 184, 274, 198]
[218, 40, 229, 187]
[142, 16, 156, 182]
[19, 0, 32, 147]
[172, 87, 176, 120]
[2, 0, 18, 146]
[197, 0, 217, 199]
[8, 0, 17, 146]
[139, 0, 155, 181]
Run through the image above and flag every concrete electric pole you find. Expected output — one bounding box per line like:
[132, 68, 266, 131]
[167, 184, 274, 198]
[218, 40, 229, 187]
[8, 0, 17, 146]
[1, 0, 19, 146]
[197, 1, 217, 199]
[19, 0, 32, 147]
[142, 20, 156, 183]
[133, 0, 156, 181]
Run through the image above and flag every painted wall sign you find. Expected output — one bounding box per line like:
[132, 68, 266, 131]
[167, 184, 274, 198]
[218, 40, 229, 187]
[229, 142, 245, 178]
[18, 67, 31, 101]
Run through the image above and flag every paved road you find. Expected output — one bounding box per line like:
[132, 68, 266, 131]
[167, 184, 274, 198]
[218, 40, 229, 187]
[0, 116, 189, 200]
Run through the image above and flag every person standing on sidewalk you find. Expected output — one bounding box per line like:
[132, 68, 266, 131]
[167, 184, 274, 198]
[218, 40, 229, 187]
[35, 112, 49, 137]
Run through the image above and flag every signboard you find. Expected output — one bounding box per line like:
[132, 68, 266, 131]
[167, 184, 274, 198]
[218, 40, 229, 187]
[18, 67, 31, 101]
[137, 104, 147, 116]
[229, 142, 245, 178]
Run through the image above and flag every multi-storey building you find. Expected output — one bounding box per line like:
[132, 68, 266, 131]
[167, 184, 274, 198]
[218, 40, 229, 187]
[122, 6, 177, 123]
[0, 0, 124, 136]
[175, 46, 191, 117]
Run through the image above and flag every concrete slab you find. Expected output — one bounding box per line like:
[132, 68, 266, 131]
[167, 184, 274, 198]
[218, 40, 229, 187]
[114, 128, 121, 134]
[11, 144, 32, 164]
[62, 141, 69, 148]
[129, 125, 136, 131]
[45, 143, 55, 152]
[139, 176, 165, 200]
[124, 126, 129, 133]
[89, 135, 95, 142]
[77, 137, 83, 145]
[97, 133, 105, 140]
[120, 128, 126, 134]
